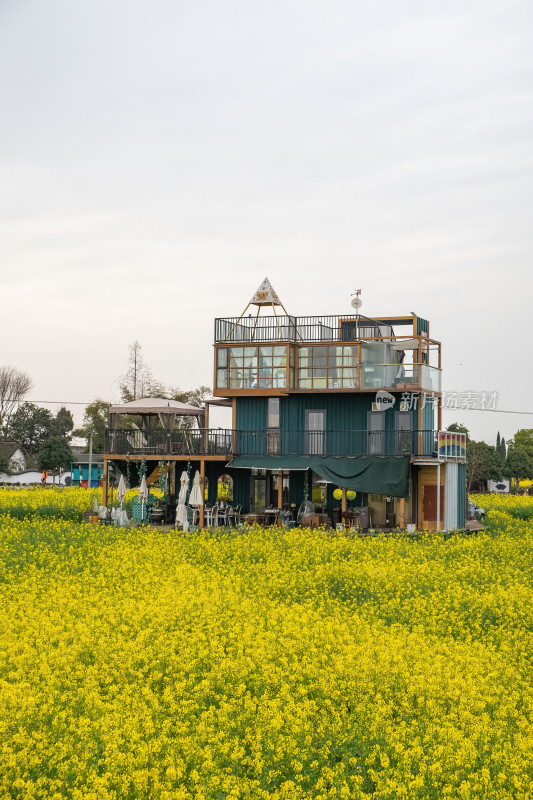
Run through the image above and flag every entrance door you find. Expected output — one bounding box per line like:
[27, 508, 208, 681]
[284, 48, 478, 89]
[367, 411, 385, 454]
[305, 410, 326, 455]
[385, 497, 396, 528]
[250, 475, 267, 513]
[423, 485, 445, 527]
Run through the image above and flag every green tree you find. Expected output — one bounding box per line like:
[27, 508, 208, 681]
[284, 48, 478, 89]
[171, 385, 211, 406]
[51, 407, 74, 439]
[74, 399, 110, 453]
[0, 448, 10, 475]
[505, 447, 533, 489]
[37, 436, 74, 484]
[466, 440, 503, 492]
[5, 402, 54, 460]
[447, 423, 470, 441]
[170, 386, 211, 430]
[495, 432, 507, 459]
[509, 429, 533, 462]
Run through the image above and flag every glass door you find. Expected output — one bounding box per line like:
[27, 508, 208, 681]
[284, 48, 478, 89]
[305, 410, 326, 455]
[250, 475, 267, 513]
[367, 411, 385, 454]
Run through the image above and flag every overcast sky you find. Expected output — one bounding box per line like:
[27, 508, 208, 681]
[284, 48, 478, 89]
[1, 0, 532, 441]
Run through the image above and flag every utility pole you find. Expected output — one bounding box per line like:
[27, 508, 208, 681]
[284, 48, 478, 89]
[87, 434, 93, 490]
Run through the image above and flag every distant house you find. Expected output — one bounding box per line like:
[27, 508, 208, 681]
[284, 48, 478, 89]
[0, 441, 27, 473]
[70, 452, 104, 488]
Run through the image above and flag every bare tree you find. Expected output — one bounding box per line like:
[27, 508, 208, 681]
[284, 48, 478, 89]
[119, 341, 166, 402]
[0, 366, 32, 433]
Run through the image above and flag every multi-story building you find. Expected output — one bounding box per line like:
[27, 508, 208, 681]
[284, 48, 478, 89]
[103, 279, 466, 530]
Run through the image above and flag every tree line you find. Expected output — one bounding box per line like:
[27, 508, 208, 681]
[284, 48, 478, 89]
[448, 423, 533, 492]
[0, 342, 211, 478]
[0, 365, 74, 480]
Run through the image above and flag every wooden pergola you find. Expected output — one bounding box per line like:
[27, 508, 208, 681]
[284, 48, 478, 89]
[103, 396, 231, 528]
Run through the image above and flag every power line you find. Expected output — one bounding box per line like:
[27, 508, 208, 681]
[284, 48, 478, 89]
[26, 400, 533, 415]
[28, 400, 92, 405]
[444, 407, 533, 416]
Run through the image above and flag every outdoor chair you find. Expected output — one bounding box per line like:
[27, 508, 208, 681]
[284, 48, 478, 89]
[227, 505, 241, 526]
[214, 504, 228, 526]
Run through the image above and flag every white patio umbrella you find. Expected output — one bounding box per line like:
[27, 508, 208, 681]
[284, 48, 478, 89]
[175, 470, 189, 530]
[117, 474, 127, 510]
[189, 470, 203, 508]
[138, 475, 148, 522]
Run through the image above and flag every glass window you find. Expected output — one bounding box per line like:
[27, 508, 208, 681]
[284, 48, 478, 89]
[258, 369, 272, 388]
[223, 345, 287, 389]
[217, 474, 234, 502]
[298, 346, 359, 389]
[216, 369, 228, 388]
[217, 348, 228, 367]
[268, 398, 280, 428]
[273, 368, 286, 386]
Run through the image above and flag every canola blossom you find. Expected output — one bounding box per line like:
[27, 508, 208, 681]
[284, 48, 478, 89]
[470, 492, 533, 521]
[0, 486, 162, 522]
[0, 491, 533, 798]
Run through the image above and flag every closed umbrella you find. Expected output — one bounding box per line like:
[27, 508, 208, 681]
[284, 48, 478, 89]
[189, 470, 203, 507]
[117, 474, 127, 510]
[176, 470, 189, 530]
[139, 475, 148, 522]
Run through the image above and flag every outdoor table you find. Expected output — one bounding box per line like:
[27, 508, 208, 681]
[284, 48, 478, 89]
[263, 509, 281, 525]
[244, 514, 266, 526]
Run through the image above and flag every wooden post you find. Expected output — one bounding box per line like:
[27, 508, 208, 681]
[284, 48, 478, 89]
[341, 488, 347, 513]
[199, 459, 205, 529]
[417, 393, 424, 455]
[398, 497, 405, 529]
[436, 461, 441, 531]
[204, 402, 210, 454]
[277, 470, 283, 519]
[232, 398, 237, 455]
[102, 459, 108, 507]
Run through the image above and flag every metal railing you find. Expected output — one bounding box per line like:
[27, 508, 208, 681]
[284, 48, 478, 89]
[106, 428, 233, 457]
[235, 429, 437, 458]
[106, 428, 466, 461]
[215, 314, 394, 343]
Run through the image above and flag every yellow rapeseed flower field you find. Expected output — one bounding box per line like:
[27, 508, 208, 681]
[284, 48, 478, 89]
[1, 488, 533, 799]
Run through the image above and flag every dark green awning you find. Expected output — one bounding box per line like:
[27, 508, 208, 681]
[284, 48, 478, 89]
[228, 455, 410, 497]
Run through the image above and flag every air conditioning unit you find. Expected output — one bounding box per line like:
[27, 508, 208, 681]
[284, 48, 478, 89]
[399, 401, 410, 411]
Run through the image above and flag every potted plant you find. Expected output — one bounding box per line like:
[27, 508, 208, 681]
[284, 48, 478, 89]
[149, 499, 165, 524]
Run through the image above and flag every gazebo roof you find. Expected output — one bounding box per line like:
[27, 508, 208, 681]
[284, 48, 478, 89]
[108, 398, 205, 416]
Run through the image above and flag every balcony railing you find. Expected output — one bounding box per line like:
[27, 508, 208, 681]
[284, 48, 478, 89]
[216, 363, 442, 393]
[356, 364, 441, 393]
[106, 428, 466, 461]
[106, 428, 234, 457]
[215, 314, 394, 343]
[236, 429, 438, 458]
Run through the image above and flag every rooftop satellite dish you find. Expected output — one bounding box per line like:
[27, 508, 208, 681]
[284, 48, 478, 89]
[351, 296, 362, 310]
